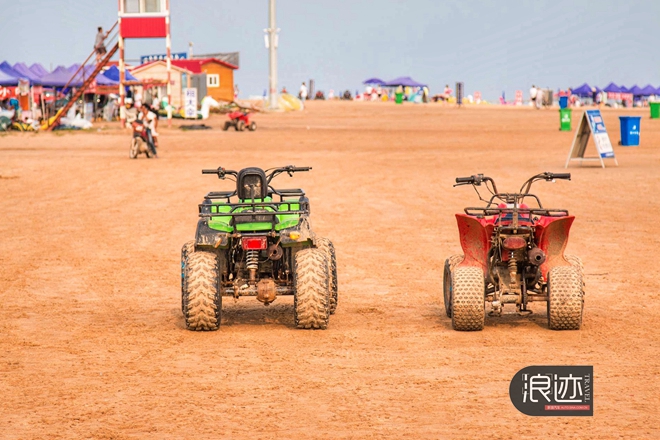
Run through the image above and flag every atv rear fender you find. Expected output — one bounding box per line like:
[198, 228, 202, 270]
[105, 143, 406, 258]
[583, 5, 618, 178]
[455, 214, 494, 275]
[535, 215, 575, 278]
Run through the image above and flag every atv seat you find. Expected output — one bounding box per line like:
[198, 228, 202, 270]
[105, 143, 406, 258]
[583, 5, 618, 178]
[496, 203, 532, 225]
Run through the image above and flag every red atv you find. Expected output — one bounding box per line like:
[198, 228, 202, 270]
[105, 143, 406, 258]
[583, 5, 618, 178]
[443, 172, 584, 331]
[223, 110, 257, 132]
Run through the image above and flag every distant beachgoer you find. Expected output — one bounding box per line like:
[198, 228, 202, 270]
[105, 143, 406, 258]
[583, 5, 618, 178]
[281, 86, 288, 94]
[327, 89, 335, 99]
[299, 82, 308, 101]
[234, 84, 239, 100]
[530, 85, 538, 108]
[94, 27, 107, 63]
[422, 86, 429, 103]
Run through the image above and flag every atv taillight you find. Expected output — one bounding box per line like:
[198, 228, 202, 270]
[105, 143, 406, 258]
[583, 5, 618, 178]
[503, 236, 526, 250]
[242, 236, 267, 250]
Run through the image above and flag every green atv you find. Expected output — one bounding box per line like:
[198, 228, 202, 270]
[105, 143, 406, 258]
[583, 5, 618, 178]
[181, 165, 338, 331]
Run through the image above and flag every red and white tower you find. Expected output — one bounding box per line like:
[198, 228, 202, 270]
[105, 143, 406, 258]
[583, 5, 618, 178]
[118, 0, 171, 126]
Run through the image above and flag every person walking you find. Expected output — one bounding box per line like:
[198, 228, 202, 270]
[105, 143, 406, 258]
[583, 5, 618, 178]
[94, 27, 107, 63]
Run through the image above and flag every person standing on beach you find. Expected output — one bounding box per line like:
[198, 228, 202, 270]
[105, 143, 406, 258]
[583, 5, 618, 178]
[299, 82, 308, 101]
[94, 27, 107, 63]
[529, 85, 538, 109]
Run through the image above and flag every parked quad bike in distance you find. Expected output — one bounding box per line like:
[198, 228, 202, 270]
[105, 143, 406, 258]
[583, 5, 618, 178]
[181, 165, 337, 331]
[129, 118, 158, 158]
[223, 110, 257, 132]
[443, 172, 584, 331]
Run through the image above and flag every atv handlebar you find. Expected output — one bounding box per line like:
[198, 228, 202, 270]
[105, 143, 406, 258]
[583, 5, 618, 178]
[455, 176, 475, 184]
[202, 167, 238, 179]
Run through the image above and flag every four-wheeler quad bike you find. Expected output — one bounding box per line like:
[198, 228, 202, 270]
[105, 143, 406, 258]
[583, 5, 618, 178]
[129, 118, 158, 158]
[223, 110, 257, 132]
[181, 165, 337, 331]
[443, 172, 584, 331]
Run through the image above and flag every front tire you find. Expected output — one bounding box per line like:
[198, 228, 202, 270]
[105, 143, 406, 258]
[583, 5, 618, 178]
[183, 251, 221, 331]
[223, 121, 231, 131]
[236, 120, 245, 132]
[443, 255, 463, 318]
[547, 266, 583, 330]
[249, 121, 257, 131]
[180, 240, 195, 313]
[129, 138, 140, 158]
[316, 237, 338, 314]
[294, 248, 330, 329]
[451, 266, 485, 331]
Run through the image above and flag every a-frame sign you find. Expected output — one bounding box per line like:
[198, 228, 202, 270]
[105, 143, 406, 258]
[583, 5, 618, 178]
[565, 110, 618, 168]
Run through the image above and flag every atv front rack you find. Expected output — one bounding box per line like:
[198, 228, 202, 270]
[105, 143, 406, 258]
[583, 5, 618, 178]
[464, 207, 569, 218]
[199, 201, 308, 218]
[204, 188, 306, 201]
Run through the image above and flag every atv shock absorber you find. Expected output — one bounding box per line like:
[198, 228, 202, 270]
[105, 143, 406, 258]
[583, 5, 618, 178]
[246, 250, 259, 282]
[508, 251, 517, 288]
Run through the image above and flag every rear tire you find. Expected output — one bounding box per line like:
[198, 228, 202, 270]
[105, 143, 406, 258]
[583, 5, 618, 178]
[316, 237, 338, 314]
[565, 254, 585, 293]
[294, 248, 330, 329]
[183, 251, 221, 331]
[443, 255, 463, 318]
[129, 138, 140, 158]
[223, 121, 231, 131]
[451, 266, 485, 331]
[180, 240, 195, 313]
[249, 121, 257, 131]
[236, 120, 245, 132]
[547, 266, 583, 330]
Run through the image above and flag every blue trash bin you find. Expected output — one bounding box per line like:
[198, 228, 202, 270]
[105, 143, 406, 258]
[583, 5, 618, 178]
[619, 116, 641, 146]
[559, 96, 568, 109]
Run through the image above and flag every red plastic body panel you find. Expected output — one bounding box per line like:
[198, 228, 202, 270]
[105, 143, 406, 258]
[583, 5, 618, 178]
[535, 215, 574, 278]
[455, 214, 493, 275]
[120, 17, 167, 38]
[228, 111, 251, 123]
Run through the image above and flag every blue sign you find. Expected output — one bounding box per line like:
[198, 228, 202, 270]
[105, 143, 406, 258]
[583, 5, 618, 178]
[140, 52, 187, 64]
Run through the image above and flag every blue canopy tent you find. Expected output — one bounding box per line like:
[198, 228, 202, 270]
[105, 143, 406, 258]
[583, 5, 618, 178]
[639, 84, 656, 96]
[0, 69, 17, 86]
[29, 63, 49, 77]
[571, 83, 600, 96]
[0, 61, 27, 83]
[102, 65, 138, 82]
[628, 85, 643, 96]
[12, 62, 42, 85]
[40, 66, 75, 87]
[383, 76, 427, 88]
[362, 77, 385, 86]
[602, 82, 621, 93]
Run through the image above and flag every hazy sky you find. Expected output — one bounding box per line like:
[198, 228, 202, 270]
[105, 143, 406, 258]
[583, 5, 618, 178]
[1, 0, 658, 100]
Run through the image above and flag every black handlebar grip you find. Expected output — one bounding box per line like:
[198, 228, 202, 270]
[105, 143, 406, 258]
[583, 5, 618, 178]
[552, 173, 571, 180]
[202, 169, 218, 174]
[455, 176, 474, 183]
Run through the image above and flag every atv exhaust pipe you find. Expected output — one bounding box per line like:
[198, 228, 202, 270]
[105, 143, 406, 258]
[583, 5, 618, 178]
[528, 247, 546, 265]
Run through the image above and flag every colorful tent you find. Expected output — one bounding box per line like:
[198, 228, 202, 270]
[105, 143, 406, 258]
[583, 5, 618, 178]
[40, 65, 116, 87]
[0, 61, 26, 82]
[627, 85, 643, 95]
[363, 78, 386, 85]
[40, 66, 73, 87]
[383, 76, 427, 87]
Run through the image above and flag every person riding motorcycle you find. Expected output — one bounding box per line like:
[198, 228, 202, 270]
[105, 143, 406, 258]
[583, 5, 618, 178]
[140, 104, 159, 150]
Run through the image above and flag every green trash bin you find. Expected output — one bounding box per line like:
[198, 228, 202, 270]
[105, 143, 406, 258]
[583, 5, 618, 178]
[559, 108, 572, 131]
[395, 92, 403, 104]
[650, 102, 660, 119]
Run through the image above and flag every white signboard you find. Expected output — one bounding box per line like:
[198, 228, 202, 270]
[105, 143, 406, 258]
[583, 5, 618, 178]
[565, 110, 618, 168]
[183, 88, 197, 119]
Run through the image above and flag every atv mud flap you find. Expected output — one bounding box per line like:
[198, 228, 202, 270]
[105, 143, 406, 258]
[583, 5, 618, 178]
[455, 214, 492, 275]
[535, 216, 575, 277]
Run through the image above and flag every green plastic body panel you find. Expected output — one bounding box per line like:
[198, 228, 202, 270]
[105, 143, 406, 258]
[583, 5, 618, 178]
[207, 198, 301, 233]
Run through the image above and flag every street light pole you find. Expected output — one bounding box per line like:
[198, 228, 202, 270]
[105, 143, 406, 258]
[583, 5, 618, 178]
[267, 0, 279, 109]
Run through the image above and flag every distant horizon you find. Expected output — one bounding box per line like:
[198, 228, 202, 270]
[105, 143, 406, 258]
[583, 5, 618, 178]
[1, 0, 659, 102]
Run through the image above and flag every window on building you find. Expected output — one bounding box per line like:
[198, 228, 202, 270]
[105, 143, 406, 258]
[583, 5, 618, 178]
[207, 74, 220, 88]
[124, 0, 163, 13]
